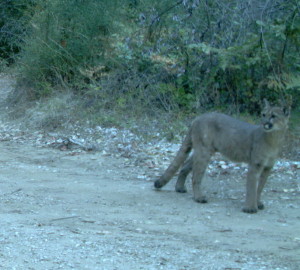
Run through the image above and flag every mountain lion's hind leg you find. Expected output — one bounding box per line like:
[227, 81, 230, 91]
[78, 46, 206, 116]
[192, 145, 211, 203]
[175, 156, 192, 193]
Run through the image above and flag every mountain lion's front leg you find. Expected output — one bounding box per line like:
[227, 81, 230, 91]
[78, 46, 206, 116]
[257, 166, 272, 210]
[243, 164, 263, 213]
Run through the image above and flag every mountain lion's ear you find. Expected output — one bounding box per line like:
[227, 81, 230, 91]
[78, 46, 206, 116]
[282, 106, 290, 116]
[285, 95, 293, 109]
[263, 99, 270, 109]
[280, 95, 292, 116]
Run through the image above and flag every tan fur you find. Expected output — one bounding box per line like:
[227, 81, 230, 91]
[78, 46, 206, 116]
[154, 100, 290, 213]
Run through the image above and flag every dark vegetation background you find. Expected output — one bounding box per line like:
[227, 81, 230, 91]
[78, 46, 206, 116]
[0, 0, 299, 139]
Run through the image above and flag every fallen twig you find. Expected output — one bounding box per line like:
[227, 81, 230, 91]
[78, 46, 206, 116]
[50, 216, 80, 222]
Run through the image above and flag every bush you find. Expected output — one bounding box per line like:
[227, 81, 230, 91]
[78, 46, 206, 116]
[10, 0, 300, 114]
[0, 0, 34, 63]
[141, 0, 300, 112]
[18, 0, 121, 98]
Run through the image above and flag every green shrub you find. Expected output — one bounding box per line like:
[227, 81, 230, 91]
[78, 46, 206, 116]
[10, 0, 300, 114]
[18, 0, 121, 98]
[0, 0, 35, 63]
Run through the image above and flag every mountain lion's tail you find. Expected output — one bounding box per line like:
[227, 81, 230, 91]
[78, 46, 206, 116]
[154, 130, 192, 189]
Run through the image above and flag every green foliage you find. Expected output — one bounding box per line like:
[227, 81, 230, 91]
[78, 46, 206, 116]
[0, 0, 35, 63]
[17, 0, 122, 98]
[2, 0, 300, 113]
[139, 0, 300, 112]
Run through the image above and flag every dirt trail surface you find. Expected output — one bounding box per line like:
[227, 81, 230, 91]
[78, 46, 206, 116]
[0, 74, 299, 269]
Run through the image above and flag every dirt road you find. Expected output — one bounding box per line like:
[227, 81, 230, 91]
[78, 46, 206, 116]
[0, 138, 299, 270]
[0, 74, 299, 269]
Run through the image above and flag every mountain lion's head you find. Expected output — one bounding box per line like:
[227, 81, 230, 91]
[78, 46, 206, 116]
[261, 99, 290, 132]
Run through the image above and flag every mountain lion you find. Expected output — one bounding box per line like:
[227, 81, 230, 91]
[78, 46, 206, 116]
[154, 99, 290, 213]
